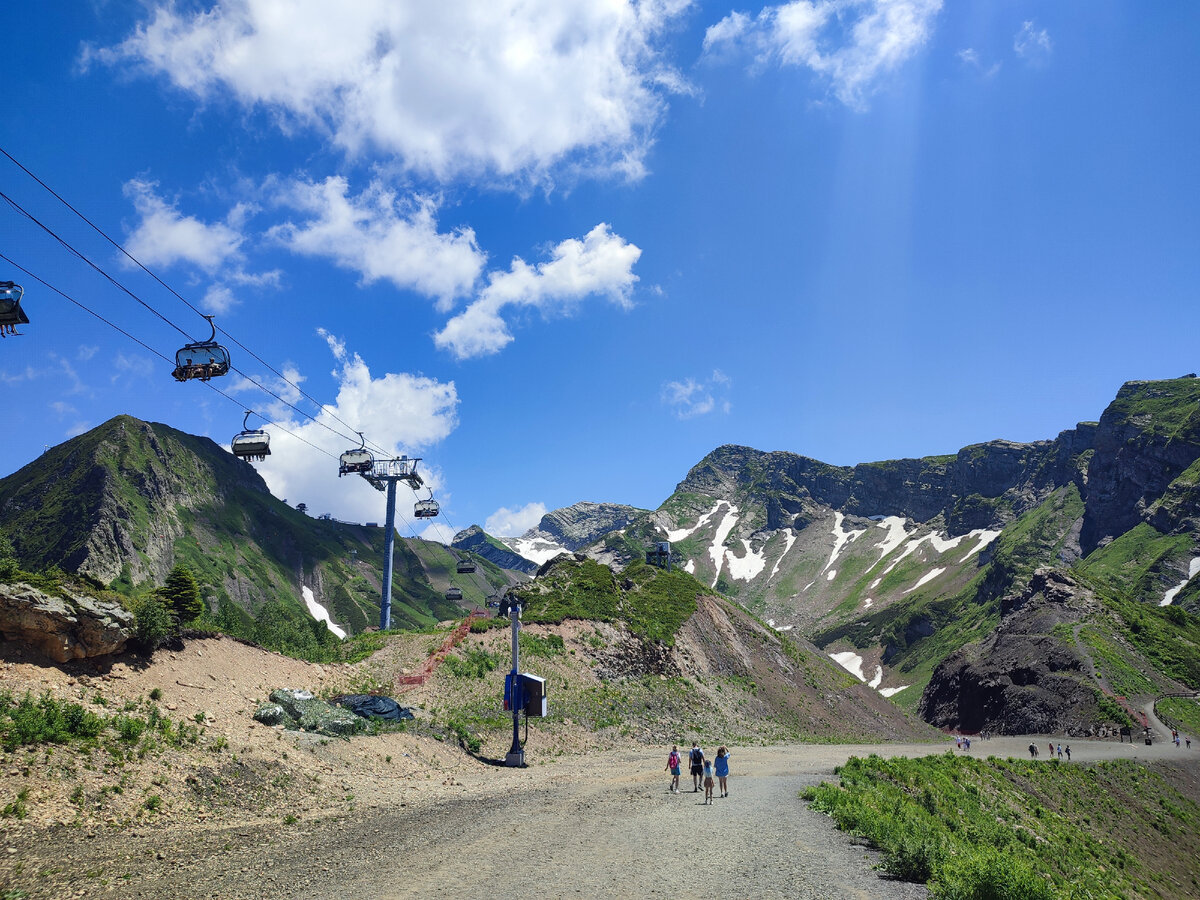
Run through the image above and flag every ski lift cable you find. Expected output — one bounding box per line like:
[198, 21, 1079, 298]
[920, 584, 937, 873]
[0, 253, 337, 462]
[0, 190, 194, 340]
[0, 154, 453, 522]
[0, 145, 383, 447]
[0, 194, 374, 453]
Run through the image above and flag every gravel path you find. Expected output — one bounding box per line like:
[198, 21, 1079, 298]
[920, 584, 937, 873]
[7, 736, 1198, 899]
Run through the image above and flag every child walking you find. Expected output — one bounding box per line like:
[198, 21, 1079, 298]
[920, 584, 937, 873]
[703, 758, 715, 804]
[714, 746, 730, 797]
[665, 745, 681, 794]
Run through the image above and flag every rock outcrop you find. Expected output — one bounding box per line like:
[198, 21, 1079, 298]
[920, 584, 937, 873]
[0, 582, 134, 662]
[918, 569, 1101, 734]
[522, 502, 648, 551]
[1080, 377, 1200, 553]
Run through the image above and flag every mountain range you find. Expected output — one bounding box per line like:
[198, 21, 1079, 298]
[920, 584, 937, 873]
[3, 376, 1199, 735]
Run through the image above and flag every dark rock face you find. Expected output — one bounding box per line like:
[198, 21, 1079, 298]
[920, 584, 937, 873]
[0, 582, 134, 662]
[451, 525, 538, 574]
[675, 427, 1094, 536]
[524, 502, 648, 551]
[918, 569, 1099, 734]
[1080, 379, 1200, 553]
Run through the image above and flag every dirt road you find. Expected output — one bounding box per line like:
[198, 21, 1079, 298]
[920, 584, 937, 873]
[8, 735, 1195, 900]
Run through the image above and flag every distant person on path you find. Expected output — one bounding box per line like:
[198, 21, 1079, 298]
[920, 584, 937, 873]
[1029, 742, 1037, 758]
[689, 742, 705, 792]
[665, 745, 681, 794]
[1057, 744, 1063, 759]
[1187, 738, 1192, 749]
[1048, 742, 1054, 757]
[1065, 745, 1071, 761]
[703, 758, 715, 805]
[715, 746, 730, 797]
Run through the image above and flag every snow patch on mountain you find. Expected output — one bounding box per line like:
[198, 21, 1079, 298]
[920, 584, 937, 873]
[708, 503, 740, 588]
[302, 586, 346, 639]
[726, 539, 767, 582]
[904, 567, 946, 594]
[666, 500, 724, 542]
[830, 650, 866, 681]
[767, 618, 793, 632]
[959, 529, 1002, 562]
[879, 685, 909, 698]
[769, 529, 797, 580]
[1161, 557, 1200, 606]
[869, 666, 883, 689]
[504, 537, 569, 566]
[873, 515, 910, 562]
[683, 559, 695, 574]
[823, 512, 866, 572]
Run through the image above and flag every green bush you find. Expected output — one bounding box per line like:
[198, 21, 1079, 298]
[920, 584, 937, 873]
[131, 593, 176, 650]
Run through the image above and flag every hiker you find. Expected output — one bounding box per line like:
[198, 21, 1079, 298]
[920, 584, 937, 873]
[1048, 742, 1054, 757]
[1187, 738, 1192, 749]
[1057, 744, 1063, 759]
[665, 745, 681, 794]
[1028, 742, 1037, 758]
[1065, 745, 1071, 761]
[715, 746, 730, 798]
[964, 736, 971, 752]
[689, 742, 705, 792]
[703, 757, 715, 805]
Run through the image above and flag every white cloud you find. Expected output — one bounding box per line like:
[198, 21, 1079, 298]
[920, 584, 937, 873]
[122, 180, 279, 313]
[434, 224, 641, 359]
[486, 502, 548, 537]
[94, 0, 692, 185]
[419, 522, 457, 545]
[1014, 21, 1052, 65]
[703, 0, 942, 108]
[662, 368, 732, 419]
[123, 179, 244, 272]
[268, 177, 485, 310]
[251, 332, 459, 525]
[957, 48, 1000, 79]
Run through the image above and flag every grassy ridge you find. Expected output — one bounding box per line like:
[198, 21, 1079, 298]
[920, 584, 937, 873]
[803, 753, 1200, 899]
[511, 558, 701, 646]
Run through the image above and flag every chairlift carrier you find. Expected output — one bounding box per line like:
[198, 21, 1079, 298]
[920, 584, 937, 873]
[231, 411, 271, 462]
[0, 281, 30, 336]
[172, 315, 231, 381]
[339, 432, 374, 477]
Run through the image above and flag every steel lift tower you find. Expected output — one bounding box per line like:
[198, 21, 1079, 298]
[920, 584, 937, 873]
[358, 456, 423, 631]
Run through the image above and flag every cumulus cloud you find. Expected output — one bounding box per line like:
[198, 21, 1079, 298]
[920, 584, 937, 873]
[122, 180, 279, 313]
[268, 177, 485, 310]
[251, 332, 459, 525]
[434, 224, 641, 359]
[485, 502, 548, 537]
[123, 179, 245, 272]
[418, 522, 458, 545]
[703, 0, 942, 108]
[1014, 21, 1052, 65]
[661, 369, 732, 419]
[93, 0, 692, 185]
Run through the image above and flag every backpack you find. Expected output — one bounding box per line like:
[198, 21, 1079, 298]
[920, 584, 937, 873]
[668, 751, 679, 768]
[690, 747, 702, 765]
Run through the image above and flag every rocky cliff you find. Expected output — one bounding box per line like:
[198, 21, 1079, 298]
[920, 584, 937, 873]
[522, 502, 649, 550]
[451, 525, 538, 574]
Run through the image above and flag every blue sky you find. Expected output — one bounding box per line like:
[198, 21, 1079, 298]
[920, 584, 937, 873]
[1, 1, 1197, 541]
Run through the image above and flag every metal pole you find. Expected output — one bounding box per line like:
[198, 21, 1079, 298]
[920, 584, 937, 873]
[505, 601, 524, 767]
[380, 478, 397, 631]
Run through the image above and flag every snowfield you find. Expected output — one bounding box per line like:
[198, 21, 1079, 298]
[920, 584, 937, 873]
[301, 586, 346, 639]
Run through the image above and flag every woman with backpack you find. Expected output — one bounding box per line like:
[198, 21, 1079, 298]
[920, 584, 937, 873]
[665, 745, 681, 794]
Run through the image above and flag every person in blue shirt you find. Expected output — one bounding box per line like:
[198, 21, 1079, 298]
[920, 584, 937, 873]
[714, 746, 730, 798]
[703, 758, 715, 804]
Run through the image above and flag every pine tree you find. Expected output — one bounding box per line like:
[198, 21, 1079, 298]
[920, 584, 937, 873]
[159, 565, 204, 623]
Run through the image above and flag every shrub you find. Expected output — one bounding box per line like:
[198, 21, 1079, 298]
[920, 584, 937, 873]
[131, 593, 176, 651]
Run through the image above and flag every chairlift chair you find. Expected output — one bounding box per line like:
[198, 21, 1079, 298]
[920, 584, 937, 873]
[414, 498, 440, 519]
[445, 587, 463, 602]
[172, 315, 231, 381]
[339, 432, 374, 477]
[456, 559, 477, 574]
[231, 411, 271, 462]
[0, 282, 29, 337]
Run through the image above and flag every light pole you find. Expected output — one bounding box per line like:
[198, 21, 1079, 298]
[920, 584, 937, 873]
[505, 597, 524, 767]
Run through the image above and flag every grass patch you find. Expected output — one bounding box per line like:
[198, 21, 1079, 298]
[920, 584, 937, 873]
[803, 752, 1200, 898]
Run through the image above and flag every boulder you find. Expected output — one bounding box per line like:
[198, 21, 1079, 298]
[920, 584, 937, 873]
[266, 688, 365, 736]
[0, 582, 134, 662]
